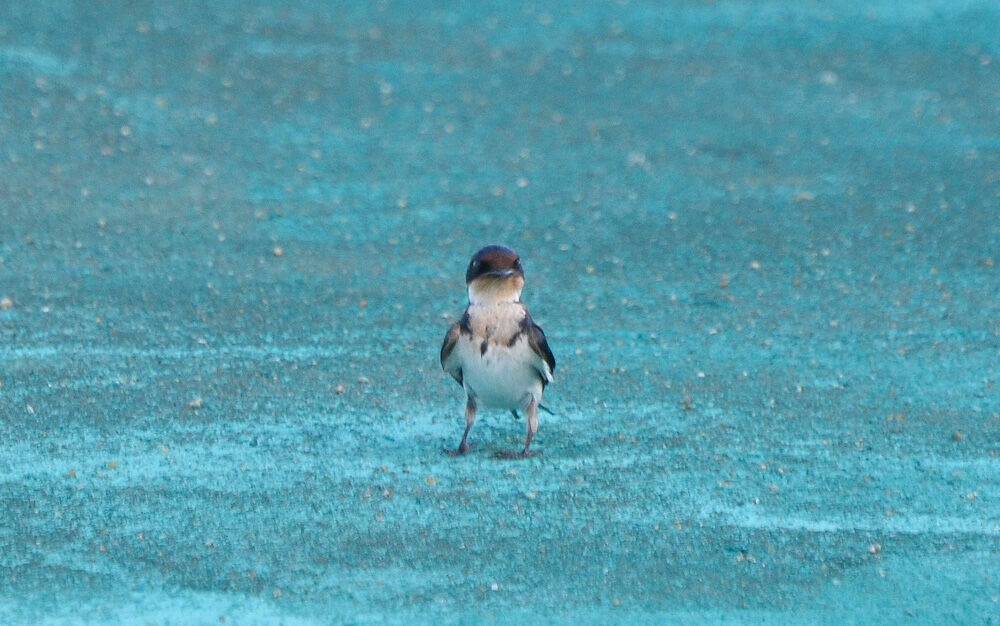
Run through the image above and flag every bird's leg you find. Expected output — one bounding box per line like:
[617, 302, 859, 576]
[522, 395, 540, 457]
[445, 395, 476, 456]
[495, 395, 541, 459]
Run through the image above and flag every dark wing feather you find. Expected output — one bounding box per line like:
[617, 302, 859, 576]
[440, 321, 464, 386]
[527, 320, 556, 387]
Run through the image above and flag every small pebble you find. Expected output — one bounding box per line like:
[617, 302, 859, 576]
[272, 246, 283, 257]
[0, 297, 12, 310]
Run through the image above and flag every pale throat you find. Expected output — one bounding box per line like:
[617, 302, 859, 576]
[467, 276, 524, 305]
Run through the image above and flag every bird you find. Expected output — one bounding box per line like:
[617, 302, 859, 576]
[440, 245, 556, 458]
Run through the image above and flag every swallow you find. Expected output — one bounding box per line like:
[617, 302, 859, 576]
[440, 244, 556, 458]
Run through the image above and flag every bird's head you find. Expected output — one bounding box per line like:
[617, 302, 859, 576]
[465, 244, 525, 304]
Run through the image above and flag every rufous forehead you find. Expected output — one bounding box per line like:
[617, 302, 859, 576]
[474, 246, 519, 266]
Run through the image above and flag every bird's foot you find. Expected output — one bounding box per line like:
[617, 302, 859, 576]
[494, 448, 541, 460]
[443, 442, 472, 456]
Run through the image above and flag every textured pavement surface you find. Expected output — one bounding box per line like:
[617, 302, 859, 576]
[2, 1, 999, 623]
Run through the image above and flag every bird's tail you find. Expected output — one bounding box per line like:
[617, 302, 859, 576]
[512, 404, 557, 419]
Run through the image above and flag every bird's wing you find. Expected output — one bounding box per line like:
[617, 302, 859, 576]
[440, 320, 464, 386]
[526, 318, 555, 387]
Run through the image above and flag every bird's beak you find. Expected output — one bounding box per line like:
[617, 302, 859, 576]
[486, 268, 516, 279]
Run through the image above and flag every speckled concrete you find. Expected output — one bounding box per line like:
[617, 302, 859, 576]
[1, 1, 999, 623]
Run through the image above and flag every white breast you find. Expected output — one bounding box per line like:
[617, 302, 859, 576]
[455, 335, 545, 410]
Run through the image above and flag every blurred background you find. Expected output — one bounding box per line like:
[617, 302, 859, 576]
[2, 1, 998, 622]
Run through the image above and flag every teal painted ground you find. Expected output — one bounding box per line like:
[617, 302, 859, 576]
[2, 1, 999, 623]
